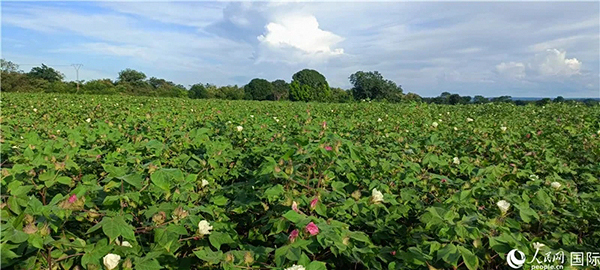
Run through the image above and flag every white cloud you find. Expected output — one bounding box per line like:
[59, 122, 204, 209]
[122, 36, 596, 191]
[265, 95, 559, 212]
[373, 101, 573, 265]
[496, 49, 581, 80]
[79, 43, 151, 59]
[257, 14, 344, 58]
[99, 2, 225, 28]
[496, 62, 526, 79]
[534, 49, 581, 77]
[529, 35, 597, 52]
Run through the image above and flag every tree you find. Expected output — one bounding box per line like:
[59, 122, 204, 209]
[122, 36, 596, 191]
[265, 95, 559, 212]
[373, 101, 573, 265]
[84, 79, 117, 94]
[515, 100, 529, 106]
[535, 98, 551, 106]
[189, 83, 209, 99]
[289, 81, 311, 102]
[330, 87, 352, 103]
[459, 96, 472, 104]
[1, 59, 20, 73]
[290, 69, 331, 102]
[1, 59, 25, 92]
[148, 77, 170, 89]
[216, 85, 245, 100]
[28, 64, 64, 83]
[155, 84, 187, 97]
[403, 92, 422, 102]
[490, 96, 512, 103]
[271, 80, 289, 101]
[448, 94, 461, 105]
[117, 69, 147, 85]
[473, 95, 489, 104]
[553, 96, 565, 103]
[349, 71, 402, 101]
[244, 78, 274, 101]
[582, 99, 599, 106]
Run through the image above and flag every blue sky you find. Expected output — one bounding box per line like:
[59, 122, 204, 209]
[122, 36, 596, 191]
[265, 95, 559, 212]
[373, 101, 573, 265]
[2, 1, 599, 98]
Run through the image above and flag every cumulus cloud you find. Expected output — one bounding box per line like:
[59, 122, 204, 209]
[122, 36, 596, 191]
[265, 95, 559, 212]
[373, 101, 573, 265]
[534, 49, 581, 77]
[257, 14, 344, 58]
[496, 49, 581, 80]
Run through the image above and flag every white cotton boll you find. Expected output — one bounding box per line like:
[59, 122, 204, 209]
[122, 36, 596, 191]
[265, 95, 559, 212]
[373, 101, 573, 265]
[198, 220, 213, 236]
[497, 200, 511, 214]
[371, 188, 384, 203]
[284, 265, 306, 270]
[103, 254, 121, 270]
[453, 157, 460, 165]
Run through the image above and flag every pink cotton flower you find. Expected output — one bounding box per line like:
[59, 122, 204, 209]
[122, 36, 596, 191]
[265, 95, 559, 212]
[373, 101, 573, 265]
[324, 146, 332, 151]
[292, 201, 299, 213]
[322, 121, 327, 128]
[306, 222, 319, 236]
[310, 197, 318, 209]
[289, 229, 299, 242]
[68, 194, 77, 203]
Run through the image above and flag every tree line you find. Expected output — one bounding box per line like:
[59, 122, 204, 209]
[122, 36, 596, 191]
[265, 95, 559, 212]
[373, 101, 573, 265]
[422, 92, 599, 106]
[1, 59, 596, 106]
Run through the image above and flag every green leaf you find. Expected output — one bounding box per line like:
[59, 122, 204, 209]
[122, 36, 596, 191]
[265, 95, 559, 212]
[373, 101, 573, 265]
[86, 218, 106, 234]
[118, 173, 143, 189]
[27, 197, 44, 213]
[315, 202, 327, 217]
[7, 196, 22, 215]
[286, 247, 302, 261]
[29, 234, 44, 249]
[331, 181, 347, 193]
[135, 257, 162, 270]
[210, 195, 229, 206]
[457, 246, 479, 270]
[517, 203, 539, 223]
[116, 217, 136, 240]
[151, 170, 172, 190]
[437, 243, 460, 266]
[349, 232, 370, 243]
[298, 253, 311, 266]
[264, 184, 285, 202]
[283, 210, 304, 224]
[56, 176, 72, 186]
[11, 185, 34, 196]
[274, 245, 290, 267]
[101, 217, 121, 240]
[208, 232, 235, 250]
[150, 168, 184, 190]
[307, 261, 327, 270]
[7, 229, 29, 243]
[194, 248, 223, 264]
